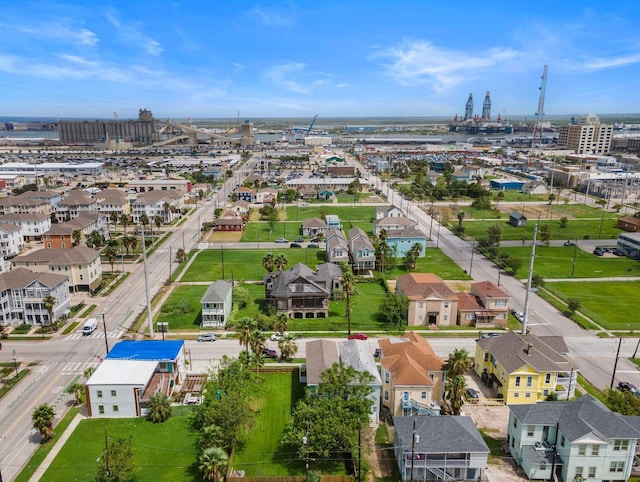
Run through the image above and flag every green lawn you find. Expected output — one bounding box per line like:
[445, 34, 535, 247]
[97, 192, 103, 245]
[42, 410, 201, 482]
[155, 285, 208, 330]
[181, 249, 326, 282]
[462, 218, 622, 242]
[490, 191, 549, 202]
[382, 249, 471, 280]
[241, 221, 307, 242]
[544, 281, 640, 331]
[496, 246, 640, 279]
[284, 205, 376, 222]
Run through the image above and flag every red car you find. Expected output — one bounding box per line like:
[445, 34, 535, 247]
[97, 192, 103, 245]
[348, 333, 368, 340]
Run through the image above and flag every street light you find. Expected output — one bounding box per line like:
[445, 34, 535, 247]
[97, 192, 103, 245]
[13, 357, 18, 379]
[302, 433, 309, 482]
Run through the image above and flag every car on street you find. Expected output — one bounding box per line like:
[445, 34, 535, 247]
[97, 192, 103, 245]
[275, 238, 288, 243]
[593, 248, 604, 256]
[270, 332, 288, 341]
[261, 347, 277, 358]
[563, 241, 576, 247]
[301, 202, 310, 206]
[348, 333, 368, 340]
[290, 243, 302, 248]
[307, 243, 319, 249]
[618, 381, 640, 397]
[510, 309, 524, 322]
[466, 387, 480, 403]
[310, 237, 321, 243]
[197, 333, 216, 342]
[480, 332, 502, 339]
[296, 238, 305, 243]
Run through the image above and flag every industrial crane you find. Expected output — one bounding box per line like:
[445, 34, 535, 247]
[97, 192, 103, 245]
[532, 65, 548, 151]
[306, 114, 319, 135]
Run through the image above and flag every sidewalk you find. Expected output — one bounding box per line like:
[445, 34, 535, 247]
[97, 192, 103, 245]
[28, 412, 87, 482]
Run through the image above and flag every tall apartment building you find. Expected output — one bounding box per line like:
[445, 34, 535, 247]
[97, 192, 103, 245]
[558, 114, 613, 154]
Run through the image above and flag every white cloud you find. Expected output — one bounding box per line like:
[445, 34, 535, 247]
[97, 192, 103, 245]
[104, 10, 163, 56]
[10, 21, 99, 47]
[371, 40, 519, 91]
[248, 6, 293, 27]
[263, 62, 311, 94]
[564, 52, 640, 72]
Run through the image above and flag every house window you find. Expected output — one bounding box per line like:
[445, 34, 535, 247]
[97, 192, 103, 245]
[575, 467, 583, 478]
[98, 405, 105, 414]
[111, 390, 117, 397]
[588, 467, 596, 478]
[496, 300, 506, 306]
[384, 390, 389, 401]
[527, 425, 534, 437]
[610, 461, 624, 472]
[526, 376, 532, 387]
[421, 391, 427, 399]
[113, 405, 119, 413]
[419, 302, 424, 308]
[444, 302, 449, 308]
[97, 390, 103, 398]
[545, 373, 551, 384]
[513, 419, 517, 428]
[484, 352, 489, 362]
[591, 445, 599, 456]
[578, 445, 586, 456]
[384, 372, 389, 383]
[560, 435, 565, 447]
[614, 440, 629, 451]
[515, 376, 521, 387]
[525, 392, 531, 398]
[514, 393, 519, 398]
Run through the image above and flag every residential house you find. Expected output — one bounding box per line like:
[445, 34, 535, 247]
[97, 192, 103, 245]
[229, 200, 250, 217]
[375, 205, 404, 220]
[474, 330, 578, 404]
[347, 227, 376, 273]
[0, 267, 70, 326]
[12, 246, 103, 292]
[0, 195, 51, 216]
[0, 213, 51, 241]
[304, 339, 382, 421]
[508, 395, 640, 482]
[325, 214, 341, 230]
[523, 181, 549, 195]
[233, 186, 256, 203]
[386, 227, 427, 258]
[394, 415, 490, 481]
[44, 212, 109, 249]
[457, 281, 509, 327]
[96, 188, 130, 217]
[56, 190, 97, 222]
[315, 262, 343, 298]
[85, 340, 187, 418]
[21, 189, 62, 207]
[200, 280, 232, 328]
[378, 331, 445, 417]
[300, 217, 327, 237]
[325, 229, 349, 265]
[452, 165, 484, 182]
[131, 190, 182, 224]
[256, 187, 278, 204]
[264, 263, 334, 318]
[373, 216, 418, 235]
[617, 216, 640, 233]
[395, 273, 459, 327]
[509, 211, 527, 227]
[213, 212, 244, 232]
[0, 223, 23, 258]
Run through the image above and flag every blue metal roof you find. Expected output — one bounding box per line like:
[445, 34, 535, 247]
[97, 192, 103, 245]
[105, 340, 183, 361]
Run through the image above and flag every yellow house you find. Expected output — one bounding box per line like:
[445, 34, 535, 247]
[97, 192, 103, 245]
[474, 330, 578, 404]
[379, 331, 446, 416]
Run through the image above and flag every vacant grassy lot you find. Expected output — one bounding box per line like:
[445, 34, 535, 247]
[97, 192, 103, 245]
[544, 281, 639, 331]
[496, 246, 640, 279]
[155, 284, 207, 330]
[461, 217, 622, 242]
[43, 410, 200, 481]
[382, 249, 471, 280]
[284, 205, 376, 222]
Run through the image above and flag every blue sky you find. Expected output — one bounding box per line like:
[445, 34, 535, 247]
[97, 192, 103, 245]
[2, 1, 640, 119]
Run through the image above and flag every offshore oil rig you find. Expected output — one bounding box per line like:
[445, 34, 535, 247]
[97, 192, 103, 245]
[448, 91, 513, 134]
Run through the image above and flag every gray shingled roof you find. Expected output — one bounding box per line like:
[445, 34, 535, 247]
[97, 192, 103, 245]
[14, 246, 100, 264]
[510, 395, 640, 442]
[266, 263, 331, 299]
[305, 339, 381, 386]
[394, 416, 490, 454]
[201, 280, 232, 303]
[0, 267, 67, 291]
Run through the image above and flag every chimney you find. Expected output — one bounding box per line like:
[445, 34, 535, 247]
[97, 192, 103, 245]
[526, 343, 533, 355]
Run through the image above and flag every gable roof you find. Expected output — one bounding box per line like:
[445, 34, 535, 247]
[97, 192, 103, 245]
[133, 190, 182, 205]
[510, 395, 640, 442]
[471, 280, 508, 298]
[477, 330, 574, 373]
[266, 262, 331, 298]
[386, 226, 427, 239]
[302, 217, 327, 228]
[201, 280, 233, 303]
[306, 339, 381, 386]
[97, 188, 127, 204]
[394, 415, 490, 454]
[0, 267, 67, 291]
[379, 331, 444, 386]
[396, 273, 457, 301]
[14, 246, 100, 264]
[59, 190, 95, 206]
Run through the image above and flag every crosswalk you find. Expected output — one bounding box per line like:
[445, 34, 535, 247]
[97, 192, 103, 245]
[60, 361, 100, 374]
[65, 328, 126, 341]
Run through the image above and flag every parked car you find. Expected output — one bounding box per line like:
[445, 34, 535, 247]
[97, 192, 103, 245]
[618, 381, 640, 397]
[310, 237, 322, 243]
[480, 332, 502, 338]
[466, 388, 480, 403]
[261, 347, 277, 358]
[307, 243, 319, 249]
[197, 333, 216, 342]
[510, 309, 524, 323]
[301, 202, 310, 206]
[270, 332, 288, 341]
[593, 248, 604, 256]
[348, 333, 368, 340]
[296, 238, 305, 243]
[275, 238, 289, 243]
[290, 243, 302, 248]
[563, 240, 576, 247]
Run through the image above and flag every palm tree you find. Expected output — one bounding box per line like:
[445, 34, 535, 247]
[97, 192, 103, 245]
[121, 236, 132, 256]
[235, 317, 255, 352]
[104, 245, 118, 272]
[274, 254, 288, 271]
[251, 350, 266, 377]
[199, 446, 228, 481]
[248, 329, 266, 356]
[262, 253, 275, 273]
[32, 404, 55, 443]
[278, 335, 298, 360]
[119, 213, 130, 234]
[444, 374, 467, 415]
[109, 211, 119, 226]
[68, 382, 84, 405]
[273, 313, 288, 335]
[175, 248, 187, 263]
[340, 262, 354, 335]
[71, 229, 82, 247]
[154, 215, 163, 231]
[42, 294, 56, 326]
[443, 348, 473, 378]
[377, 229, 389, 272]
[146, 393, 172, 423]
[83, 366, 96, 379]
[88, 230, 104, 249]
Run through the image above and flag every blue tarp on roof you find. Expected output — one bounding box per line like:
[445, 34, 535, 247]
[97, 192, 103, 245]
[105, 340, 183, 361]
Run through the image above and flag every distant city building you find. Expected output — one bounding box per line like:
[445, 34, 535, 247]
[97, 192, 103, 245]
[558, 114, 613, 154]
[58, 109, 156, 145]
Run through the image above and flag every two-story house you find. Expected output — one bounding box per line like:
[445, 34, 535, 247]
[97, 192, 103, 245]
[200, 280, 232, 328]
[474, 330, 578, 403]
[373, 216, 417, 236]
[56, 190, 98, 222]
[233, 186, 256, 203]
[0, 195, 51, 216]
[21, 189, 62, 208]
[385, 227, 427, 258]
[96, 188, 130, 218]
[44, 212, 109, 249]
[375, 205, 405, 220]
[256, 187, 278, 204]
[508, 395, 640, 482]
[395, 273, 458, 327]
[325, 229, 349, 265]
[457, 281, 509, 327]
[0, 213, 52, 241]
[347, 226, 376, 273]
[378, 331, 445, 417]
[131, 190, 183, 224]
[0, 223, 23, 258]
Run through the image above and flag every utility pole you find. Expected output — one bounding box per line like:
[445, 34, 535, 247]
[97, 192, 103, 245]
[610, 337, 623, 389]
[221, 246, 225, 279]
[566, 368, 574, 400]
[141, 230, 153, 338]
[469, 241, 475, 276]
[571, 241, 578, 277]
[522, 224, 538, 335]
[169, 245, 172, 281]
[101, 312, 109, 354]
[410, 417, 417, 481]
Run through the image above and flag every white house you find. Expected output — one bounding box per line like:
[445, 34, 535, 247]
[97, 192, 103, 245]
[200, 280, 233, 328]
[0, 213, 52, 240]
[131, 190, 183, 224]
[0, 223, 23, 258]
